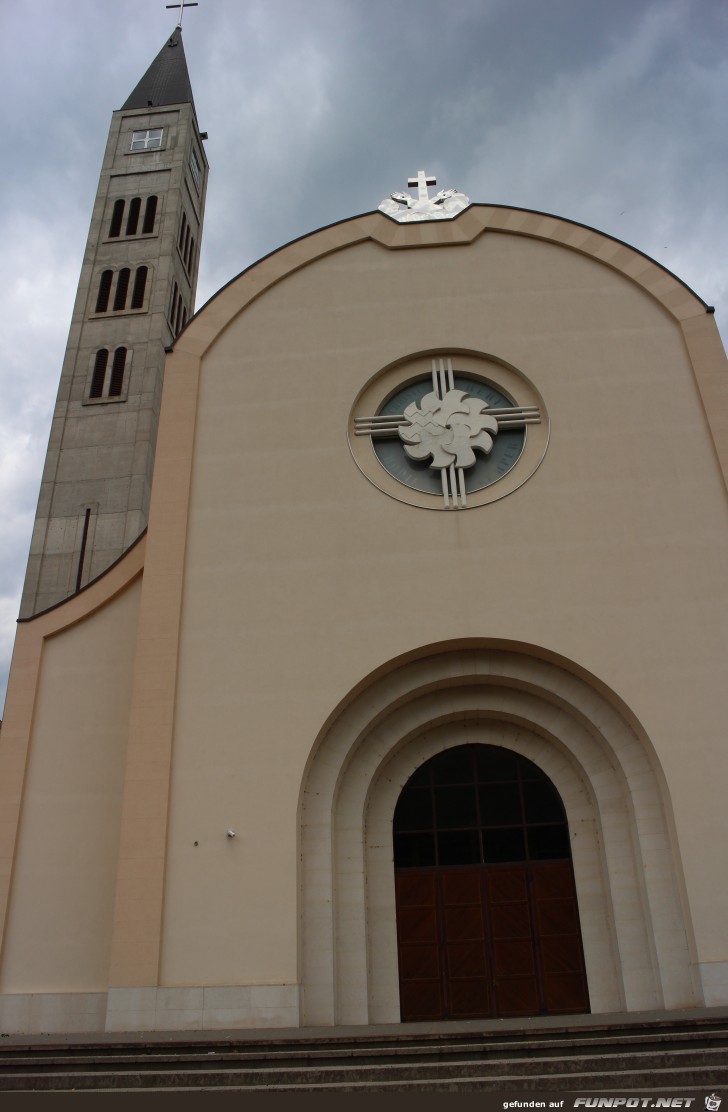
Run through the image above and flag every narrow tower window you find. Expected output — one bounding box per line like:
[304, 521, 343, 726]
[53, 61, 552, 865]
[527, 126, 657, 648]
[126, 197, 141, 236]
[169, 283, 178, 330]
[89, 349, 109, 398]
[108, 347, 127, 397]
[75, 509, 92, 594]
[95, 270, 113, 313]
[113, 268, 130, 311]
[187, 236, 195, 270]
[142, 195, 158, 234]
[109, 200, 124, 238]
[178, 212, 187, 250]
[175, 297, 184, 336]
[183, 224, 191, 268]
[131, 266, 148, 310]
[190, 148, 202, 191]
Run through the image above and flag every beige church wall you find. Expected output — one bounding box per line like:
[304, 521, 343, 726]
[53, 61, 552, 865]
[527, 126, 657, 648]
[0, 573, 142, 1010]
[155, 218, 728, 1011]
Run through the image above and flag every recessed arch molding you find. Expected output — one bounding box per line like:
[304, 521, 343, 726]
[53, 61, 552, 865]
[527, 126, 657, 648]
[300, 641, 699, 1026]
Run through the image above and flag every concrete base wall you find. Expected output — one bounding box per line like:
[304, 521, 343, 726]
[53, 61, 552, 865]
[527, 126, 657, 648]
[2, 979, 727, 1035]
[0, 985, 301, 1035]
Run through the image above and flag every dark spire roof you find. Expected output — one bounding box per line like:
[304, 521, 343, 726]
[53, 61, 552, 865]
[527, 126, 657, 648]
[121, 27, 194, 111]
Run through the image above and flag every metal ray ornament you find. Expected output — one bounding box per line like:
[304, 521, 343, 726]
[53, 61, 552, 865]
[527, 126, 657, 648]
[355, 358, 541, 509]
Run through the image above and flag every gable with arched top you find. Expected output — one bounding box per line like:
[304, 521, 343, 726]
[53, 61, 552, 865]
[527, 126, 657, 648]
[185, 203, 712, 349]
[299, 641, 699, 1026]
[171, 203, 727, 486]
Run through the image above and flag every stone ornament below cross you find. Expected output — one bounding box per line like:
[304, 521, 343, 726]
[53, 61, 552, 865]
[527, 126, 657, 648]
[379, 170, 470, 222]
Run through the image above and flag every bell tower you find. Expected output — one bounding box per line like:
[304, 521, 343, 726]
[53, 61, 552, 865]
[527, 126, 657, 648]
[20, 27, 208, 617]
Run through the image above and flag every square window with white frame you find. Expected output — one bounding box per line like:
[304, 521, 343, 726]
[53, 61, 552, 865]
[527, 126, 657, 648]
[130, 128, 163, 151]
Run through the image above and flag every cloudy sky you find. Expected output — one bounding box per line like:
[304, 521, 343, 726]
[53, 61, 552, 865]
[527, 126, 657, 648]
[0, 0, 726, 709]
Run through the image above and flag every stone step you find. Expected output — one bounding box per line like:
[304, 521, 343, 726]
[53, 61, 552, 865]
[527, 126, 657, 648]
[0, 1047, 726, 1091]
[185, 1067, 728, 1094]
[2, 1014, 726, 1091]
[2, 1024, 727, 1071]
[4, 1023, 728, 1060]
[3, 1018, 727, 1061]
[0, 1041, 724, 1073]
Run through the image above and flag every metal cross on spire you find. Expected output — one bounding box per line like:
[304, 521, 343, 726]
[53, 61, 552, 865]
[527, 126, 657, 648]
[166, 1, 198, 28]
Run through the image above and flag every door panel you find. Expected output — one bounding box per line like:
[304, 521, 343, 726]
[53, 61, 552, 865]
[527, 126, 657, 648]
[489, 899, 532, 938]
[396, 862, 589, 1021]
[532, 861, 589, 1014]
[492, 937, 535, 975]
[446, 941, 487, 977]
[398, 944, 440, 980]
[495, 976, 542, 1016]
[488, 864, 540, 1016]
[449, 976, 490, 1017]
[441, 867, 490, 1019]
[395, 871, 442, 1020]
[399, 979, 443, 1022]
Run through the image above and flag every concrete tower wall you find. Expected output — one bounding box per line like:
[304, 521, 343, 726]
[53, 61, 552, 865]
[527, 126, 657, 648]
[20, 43, 207, 618]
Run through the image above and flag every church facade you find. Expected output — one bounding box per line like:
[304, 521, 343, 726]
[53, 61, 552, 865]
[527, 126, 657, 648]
[1, 31, 728, 1035]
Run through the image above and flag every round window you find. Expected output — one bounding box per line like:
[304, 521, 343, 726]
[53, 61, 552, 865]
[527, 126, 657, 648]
[349, 352, 549, 510]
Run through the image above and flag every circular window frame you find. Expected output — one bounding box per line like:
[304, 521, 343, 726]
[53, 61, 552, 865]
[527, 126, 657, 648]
[348, 350, 549, 510]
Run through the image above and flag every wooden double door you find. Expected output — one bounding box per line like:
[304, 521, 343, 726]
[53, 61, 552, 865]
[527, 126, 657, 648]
[395, 860, 589, 1021]
[393, 744, 589, 1022]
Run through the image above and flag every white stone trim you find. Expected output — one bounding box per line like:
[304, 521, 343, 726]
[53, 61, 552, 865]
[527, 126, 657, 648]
[698, 962, 728, 1007]
[105, 984, 300, 1032]
[0, 992, 106, 1034]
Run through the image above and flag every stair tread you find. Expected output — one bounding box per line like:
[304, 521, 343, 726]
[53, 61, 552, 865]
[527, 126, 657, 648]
[3, 1032, 727, 1070]
[2, 1016, 726, 1091]
[1, 1045, 725, 1078]
[3, 1021, 727, 1056]
[2, 1062, 727, 1094]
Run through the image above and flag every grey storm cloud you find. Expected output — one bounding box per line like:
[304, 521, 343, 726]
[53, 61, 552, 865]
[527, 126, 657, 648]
[0, 0, 726, 708]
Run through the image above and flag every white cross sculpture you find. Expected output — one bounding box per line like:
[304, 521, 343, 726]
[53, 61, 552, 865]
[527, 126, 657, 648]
[407, 171, 438, 202]
[378, 170, 470, 223]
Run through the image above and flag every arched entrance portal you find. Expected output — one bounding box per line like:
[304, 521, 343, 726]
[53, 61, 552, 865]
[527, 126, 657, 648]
[394, 744, 590, 1021]
[300, 645, 697, 1026]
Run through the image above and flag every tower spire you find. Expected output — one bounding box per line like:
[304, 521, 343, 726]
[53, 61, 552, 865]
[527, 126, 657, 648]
[121, 26, 195, 111]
